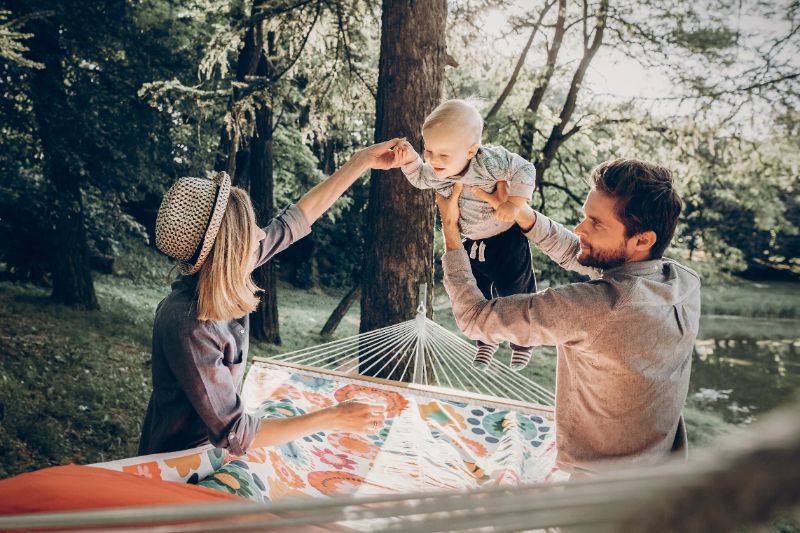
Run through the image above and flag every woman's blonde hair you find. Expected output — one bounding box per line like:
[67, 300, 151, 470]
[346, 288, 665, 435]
[196, 187, 261, 321]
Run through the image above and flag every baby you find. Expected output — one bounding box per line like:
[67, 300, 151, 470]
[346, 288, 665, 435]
[394, 99, 538, 371]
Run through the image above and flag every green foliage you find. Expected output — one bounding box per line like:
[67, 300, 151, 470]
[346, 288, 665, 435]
[0, 0, 217, 284]
[671, 24, 738, 57]
[0, 10, 42, 69]
[1, 0, 797, 293]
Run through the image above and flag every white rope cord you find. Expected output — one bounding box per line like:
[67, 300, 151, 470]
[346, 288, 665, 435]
[422, 325, 487, 396]
[423, 327, 474, 393]
[423, 320, 534, 402]
[342, 323, 417, 372]
[336, 325, 416, 373]
[427, 319, 556, 404]
[397, 345, 416, 383]
[305, 322, 417, 372]
[260, 310, 556, 407]
[284, 321, 415, 372]
[278, 321, 411, 366]
[421, 323, 546, 405]
[369, 325, 420, 378]
[277, 321, 410, 363]
[421, 329, 442, 387]
[421, 320, 531, 401]
[357, 324, 419, 377]
[431, 321, 556, 405]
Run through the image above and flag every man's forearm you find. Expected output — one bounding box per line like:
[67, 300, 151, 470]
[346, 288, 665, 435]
[442, 222, 463, 252]
[521, 208, 601, 279]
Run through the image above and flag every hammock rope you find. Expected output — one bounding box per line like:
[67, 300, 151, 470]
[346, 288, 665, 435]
[267, 302, 556, 407]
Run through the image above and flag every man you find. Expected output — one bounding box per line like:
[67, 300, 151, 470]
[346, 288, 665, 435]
[436, 158, 701, 475]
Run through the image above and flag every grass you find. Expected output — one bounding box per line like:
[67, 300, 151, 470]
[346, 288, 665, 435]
[701, 281, 800, 319]
[0, 281, 155, 478]
[0, 243, 797, 480]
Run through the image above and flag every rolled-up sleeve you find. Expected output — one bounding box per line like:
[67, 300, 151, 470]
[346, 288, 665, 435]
[253, 204, 312, 269]
[505, 150, 536, 200]
[524, 213, 601, 279]
[159, 316, 261, 455]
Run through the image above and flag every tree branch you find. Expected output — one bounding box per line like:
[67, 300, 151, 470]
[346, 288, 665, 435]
[527, 0, 567, 116]
[540, 179, 584, 206]
[537, 0, 608, 179]
[484, 0, 554, 122]
[272, 1, 322, 81]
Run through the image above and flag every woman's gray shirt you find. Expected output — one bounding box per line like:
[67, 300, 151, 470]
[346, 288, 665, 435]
[138, 205, 311, 456]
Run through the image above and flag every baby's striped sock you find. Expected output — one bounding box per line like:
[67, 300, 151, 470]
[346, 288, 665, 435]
[472, 344, 498, 370]
[510, 348, 532, 371]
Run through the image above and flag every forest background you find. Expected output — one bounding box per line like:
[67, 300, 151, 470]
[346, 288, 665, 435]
[0, 0, 798, 479]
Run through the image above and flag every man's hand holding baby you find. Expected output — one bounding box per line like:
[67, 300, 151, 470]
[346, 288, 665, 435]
[471, 182, 536, 231]
[471, 183, 528, 223]
[494, 200, 522, 222]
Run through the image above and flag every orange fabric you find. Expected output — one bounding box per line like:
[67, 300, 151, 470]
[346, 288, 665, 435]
[0, 464, 241, 514]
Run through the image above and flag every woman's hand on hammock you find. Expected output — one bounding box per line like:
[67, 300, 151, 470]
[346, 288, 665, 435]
[327, 400, 386, 434]
[251, 401, 385, 449]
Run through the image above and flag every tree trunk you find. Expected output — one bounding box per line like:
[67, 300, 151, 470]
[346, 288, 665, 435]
[359, 0, 447, 381]
[249, 28, 281, 344]
[25, 15, 98, 310]
[320, 285, 360, 337]
[216, 15, 261, 188]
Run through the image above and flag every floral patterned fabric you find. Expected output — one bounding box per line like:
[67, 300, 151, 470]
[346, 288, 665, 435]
[95, 361, 563, 502]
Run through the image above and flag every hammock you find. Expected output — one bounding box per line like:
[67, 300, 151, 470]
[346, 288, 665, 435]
[75, 285, 561, 502]
[89, 306, 564, 503]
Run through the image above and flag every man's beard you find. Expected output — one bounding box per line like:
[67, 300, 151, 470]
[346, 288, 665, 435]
[576, 242, 627, 270]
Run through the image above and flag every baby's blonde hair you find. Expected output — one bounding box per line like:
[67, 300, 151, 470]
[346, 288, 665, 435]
[422, 98, 483, 145]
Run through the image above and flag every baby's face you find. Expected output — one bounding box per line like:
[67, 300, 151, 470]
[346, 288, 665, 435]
[421, 124, 478, 178]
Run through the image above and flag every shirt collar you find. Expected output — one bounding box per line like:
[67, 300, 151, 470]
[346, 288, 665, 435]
[603, 259, 663, 278]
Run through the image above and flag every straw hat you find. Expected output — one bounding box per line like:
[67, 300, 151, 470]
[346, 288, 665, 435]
[155, 171, 232, 275]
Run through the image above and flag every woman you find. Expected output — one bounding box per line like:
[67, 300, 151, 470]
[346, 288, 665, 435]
[138, 139, 402, 456]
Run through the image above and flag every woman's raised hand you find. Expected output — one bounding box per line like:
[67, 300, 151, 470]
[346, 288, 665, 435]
[356, 138, 414, 170]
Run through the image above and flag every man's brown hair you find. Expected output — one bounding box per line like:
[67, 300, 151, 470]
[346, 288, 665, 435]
[591, 158, 683, 259]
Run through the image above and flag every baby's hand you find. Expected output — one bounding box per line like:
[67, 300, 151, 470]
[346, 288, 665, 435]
[494, 201, 521, 222]
[394, 140, 419, 167]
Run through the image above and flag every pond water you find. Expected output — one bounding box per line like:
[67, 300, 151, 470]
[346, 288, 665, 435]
[690, 316, 800, 425]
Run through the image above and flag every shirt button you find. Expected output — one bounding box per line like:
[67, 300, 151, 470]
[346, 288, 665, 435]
[240, 329, 245, 335]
